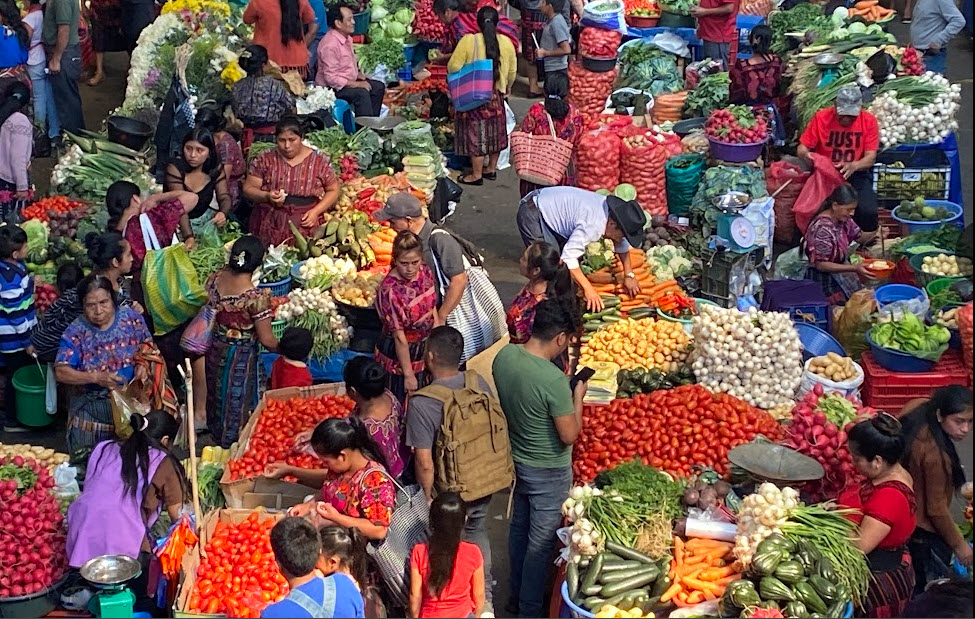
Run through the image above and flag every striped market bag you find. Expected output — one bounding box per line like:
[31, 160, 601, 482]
[447, 35, 494, 112]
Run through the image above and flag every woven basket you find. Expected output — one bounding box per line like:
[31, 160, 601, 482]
[510, 113, 574, 187]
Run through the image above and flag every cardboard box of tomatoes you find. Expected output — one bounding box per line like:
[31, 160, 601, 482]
[220, 383, 349, 509]
[174, 509, 285, 617]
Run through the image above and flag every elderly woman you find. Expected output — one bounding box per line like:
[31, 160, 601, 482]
[803, 184, 877, 305]
[231, 44, 297, 154]
[243, 116, 340, 246]
[55, 275, 154, 453]
[205, 235, 279, 447]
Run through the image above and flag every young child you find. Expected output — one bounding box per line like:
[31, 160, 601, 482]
[30, 263, 84, 363]
[536, 0, 572, 81]
[409, 492, 486, 619]
[0, 224, 37, 433]
[261, 517, 329, 618]
[316, 525, 367, 618]
[270, 326, 313, 389]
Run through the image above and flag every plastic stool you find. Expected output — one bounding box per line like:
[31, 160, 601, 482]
[333, 99, 355, 134]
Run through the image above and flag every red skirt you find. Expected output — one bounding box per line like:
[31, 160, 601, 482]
[453, 91, 507, 157]
[250, 199, 323, 247]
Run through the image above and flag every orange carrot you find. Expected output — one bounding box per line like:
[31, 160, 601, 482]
[714, 574, 740, 585]
[684, 578, 723, 596]
[673, 537, 685, 566]
[699, 566, 736, 581]
[686, 591, 705, 604]
[660, 581, 683, 603]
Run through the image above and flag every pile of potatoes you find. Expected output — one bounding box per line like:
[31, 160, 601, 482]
[808, 352, 859, 382]
[0, 442, 69, 469]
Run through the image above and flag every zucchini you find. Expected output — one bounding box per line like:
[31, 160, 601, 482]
[600, 571, 660, 598]
[566, 561, 580, 600]
[603, 588, 649, 609]
[605, 541, 657, 564]
[581, 553, 604, 592]
[602, 314, 623, 323]
[583, 596, 605, 610]
[600, 560, 644, 573]
[584, 320, 606, 332]
[599, 565, 659, 586]
[617, 592, 640, 611]
[650, 575, 671, 598]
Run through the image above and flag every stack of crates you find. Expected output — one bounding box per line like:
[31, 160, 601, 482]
[860, 349, 970, 414]
[873, 149, 952, 209]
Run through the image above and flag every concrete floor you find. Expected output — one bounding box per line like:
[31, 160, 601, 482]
[14, 22, 975, 616]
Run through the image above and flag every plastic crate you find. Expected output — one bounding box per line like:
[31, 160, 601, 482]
[873, 163, 951, 206]
[701, 247, 762, 303]
[860, 349, 969, 414]
[762, 280, 831, 332]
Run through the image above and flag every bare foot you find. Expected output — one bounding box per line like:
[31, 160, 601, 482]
[87, 73, 105, 87]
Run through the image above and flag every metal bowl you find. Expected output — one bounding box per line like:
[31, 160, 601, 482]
[80, 555, 142, 587]
[813, 53, 845, 68]
[354, 116, 406, 133]
[728, 443, 825, 483]
[711, 192, 751, 212]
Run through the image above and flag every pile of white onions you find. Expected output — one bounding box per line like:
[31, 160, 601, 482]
[561, 485, 604, 559]
[689, 306, 803, 410]
[734, 483, 800, 566]
[869, 73, 961, 147]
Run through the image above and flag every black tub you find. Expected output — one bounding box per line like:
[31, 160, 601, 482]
[107, 115, 153, 151]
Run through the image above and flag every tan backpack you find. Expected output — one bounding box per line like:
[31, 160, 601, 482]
[414, 371, 514, 502]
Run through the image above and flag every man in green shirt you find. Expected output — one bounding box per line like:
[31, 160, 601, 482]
[42, 0, 85, 134]
[492, 297, 585, 618]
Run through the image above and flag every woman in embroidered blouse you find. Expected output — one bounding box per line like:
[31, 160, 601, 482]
[268, 417, 396, 541]
[517, 72, 584, 198]
[55, 276, 154, 453]
[839, 414, 916, 618]
[106, 181, 200, 271]
[204, 236, 280, 448]
[507, 241, 574, 345]
[803, 184, 876, 305]
[375, 231, 439, 403]
[244, 116, 340, 247]
[164, 127, 234, 238]
[728, 25, 784, 143]
[343, 356, 409, 479]
[196, 107, 246, 218]
[231, 45, 297, 153]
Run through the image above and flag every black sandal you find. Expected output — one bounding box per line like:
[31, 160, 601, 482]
[457, 174, 483, 186]
[483, 172, 497, 180]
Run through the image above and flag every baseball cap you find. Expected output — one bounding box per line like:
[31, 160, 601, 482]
[373, 192, 423, 221]
[835, 86, 863, 117]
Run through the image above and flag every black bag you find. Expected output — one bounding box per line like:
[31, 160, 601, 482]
[153, 76, 196, 180]
[428, 176, 462, 225]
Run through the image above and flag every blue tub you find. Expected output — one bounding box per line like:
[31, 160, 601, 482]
[559, 581, 594, 619]
[259, 276, 292, 298]
[891, 200, 964, 235]
[866, 328, 945, 373]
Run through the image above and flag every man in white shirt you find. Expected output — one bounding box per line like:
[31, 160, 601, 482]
[516, 186, 646, 312]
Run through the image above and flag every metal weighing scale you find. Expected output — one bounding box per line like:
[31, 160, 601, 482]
[813, 53, 846, 87]
[80, 554, 141, 618]
[712, 192, 756, 251]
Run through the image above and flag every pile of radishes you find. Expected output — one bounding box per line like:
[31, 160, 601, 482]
[783, 385, 876, 502]
[0, 456, 66, 599]
[705, 106, 769, 144]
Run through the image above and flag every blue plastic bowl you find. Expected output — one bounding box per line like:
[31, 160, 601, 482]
[843, 601, 854, 618]
[560, 581, 594, 618]
[866, 328, 942, 373]
[258, 276, 292, 298]
[794, 322, 845, 361]
[875, 283, 927, 307]
[891, 200, 964, 235]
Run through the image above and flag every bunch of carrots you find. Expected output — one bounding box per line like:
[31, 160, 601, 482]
[661, 537, 742, 608]
[847, 0, 895, 21]
[367, 227, 396, 267]
[588, 249, 683, 313]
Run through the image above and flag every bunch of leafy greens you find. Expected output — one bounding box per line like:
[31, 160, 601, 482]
[348, 128, 383, 169]
[768, 3, 828, 54]
[307, 126, 352, 162]
[594, 458, 684, 520]
[690, 165, 769, 228]
[357, 38, 408, 73]
[197, 464, 226, 514]
[664, 0, 700, 15]
[683, 71, 730, 118]
[889, 224, 963, 259]
[618, 42, 683, 94]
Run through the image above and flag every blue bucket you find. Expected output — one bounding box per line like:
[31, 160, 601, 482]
[560, 581, 594, 618]
[891, 200, 964, 235]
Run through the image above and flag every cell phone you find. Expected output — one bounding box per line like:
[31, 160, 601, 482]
[570, 366, 596, 391]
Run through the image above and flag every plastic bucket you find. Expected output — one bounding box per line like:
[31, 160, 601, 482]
[891, 200, 964, 235]
[560, 581, 594, 618]
[12, 365, 52, 428]
[706, 136, 767, 163]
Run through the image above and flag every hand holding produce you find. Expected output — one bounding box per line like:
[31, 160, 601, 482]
[922, 253, 973, 277]
[705, 106, 769, 144]
[807, 352, 858, 382]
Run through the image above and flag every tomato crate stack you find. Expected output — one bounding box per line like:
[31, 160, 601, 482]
[860, 349, 969, 414]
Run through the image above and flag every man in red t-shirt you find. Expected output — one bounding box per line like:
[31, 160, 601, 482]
[798, 86, 880, 232]
[693, 0, 738, 69]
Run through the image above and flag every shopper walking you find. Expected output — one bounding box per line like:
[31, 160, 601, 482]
[43, 0, 85, 134]
[244, 0, 318, 78]
[536, 0, 571, 81]
[447, 5, 516, 185]
[84, 0, 125, 86]
[432, 0, 519, 58]
[910, 0, 965, 75]
[493, 297, 586, 618]
[23, 0, 60, 154]
[316, 3, 385, 117]
[516, 72, 583, 198]
[0, 83, 32, 219]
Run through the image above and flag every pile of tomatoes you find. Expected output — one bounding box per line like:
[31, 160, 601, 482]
[187, 513, 288, 617]
[21, 196, 85, 223]
[573, 384, 783, 482]
[227, 394, 355, 480]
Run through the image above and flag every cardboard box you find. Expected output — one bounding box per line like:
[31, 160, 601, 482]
[173, 509, 285, 618]
[240, 477, 318, 510]
[220, 383, 346, 509]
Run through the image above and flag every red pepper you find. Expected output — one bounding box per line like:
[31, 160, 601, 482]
[357, 187, 377, 200]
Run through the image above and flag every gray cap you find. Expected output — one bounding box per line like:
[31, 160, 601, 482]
[835, 86, 863, 117]
[373, 192, 423, 221]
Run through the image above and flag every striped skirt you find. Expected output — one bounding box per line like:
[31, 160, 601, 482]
[66, 390, 116, 454]
[454, 91, 508, 157]
[206, 332, 261, 448]
[857, 550, 915, 618]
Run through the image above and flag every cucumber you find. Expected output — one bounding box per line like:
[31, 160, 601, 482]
[579, 557, 591, 569]
[566, 561, 580, 600]
[582, 583, 602, 596]
[600, 295, 621, 307]
[650, 575, 671, 598]
[617, 593, 640, 611]
[600, 560, 644, 573]
[580, 552, 604, 592]
[599, 552, 627, 564]
[599, 570, 660, 598]
[584, 320, 605, 332]
[602, 314, 623, 323]
[602, 590, 638, 608]
[605, 541, 657, 564]
[583, 596, 605, 610]
[599, 565, 658, 585]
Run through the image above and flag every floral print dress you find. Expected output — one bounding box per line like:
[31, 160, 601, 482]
[357, 392, 409, 479]
[321, 461, 396, 527]
[518, 102, 585, 198]
[804, 214, 863, 304]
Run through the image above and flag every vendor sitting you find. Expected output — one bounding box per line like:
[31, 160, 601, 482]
[315, 3, 385, 118]
[516, 186, 646, 311]
[231, 44, 297, 154]
[66, 411, 185, 573]
[798, 86, 880, 234]
[803, 184, 876, 305]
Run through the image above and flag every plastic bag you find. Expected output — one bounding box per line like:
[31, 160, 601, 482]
[650, 32, 691, 58]
[798, 358, 864, 398]
[794, 153, 846, 233]
[579, 26, 622, 59]
[110, 385, 150, 440]
[833, 289, 877, 360]
[743, 196, 775, 265]
[666, 154, 706, 216]
[767, 158, 811, 244]
[581, 0, 627, 34]
[46, 364, 57, 415]
[876, 290, 930, 321]
[771, 246, 809, 281]
[53, 462, 80, 499]
[497, 101, 516, 171]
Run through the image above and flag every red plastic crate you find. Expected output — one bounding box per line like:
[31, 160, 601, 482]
[860, 349, 969, 414]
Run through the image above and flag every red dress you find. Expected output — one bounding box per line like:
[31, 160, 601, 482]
[269, 357, 312, 390]
[517, 102, 584, 198]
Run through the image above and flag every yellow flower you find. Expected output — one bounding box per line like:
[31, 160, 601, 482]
[161, 0, 231, 17]
[220, 61, 245, 87]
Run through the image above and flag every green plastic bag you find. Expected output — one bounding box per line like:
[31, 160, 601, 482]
[142, 243, 207, 336]
[665, 154, 705, 216]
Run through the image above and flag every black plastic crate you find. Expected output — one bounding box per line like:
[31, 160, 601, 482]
[701, 248, 762, 301]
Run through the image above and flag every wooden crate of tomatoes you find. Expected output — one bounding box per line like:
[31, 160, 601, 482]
[174, 509, 286, 617]
[220, 384, 353, 508]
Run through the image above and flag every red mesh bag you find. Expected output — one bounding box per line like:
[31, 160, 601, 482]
[576, 126, 622, 191]
[569, 61, 618, 117]
[767, 159, 811, 244]
[619, 131, 669, 216]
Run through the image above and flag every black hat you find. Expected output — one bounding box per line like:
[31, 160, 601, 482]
[605, 195, 646, 248]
